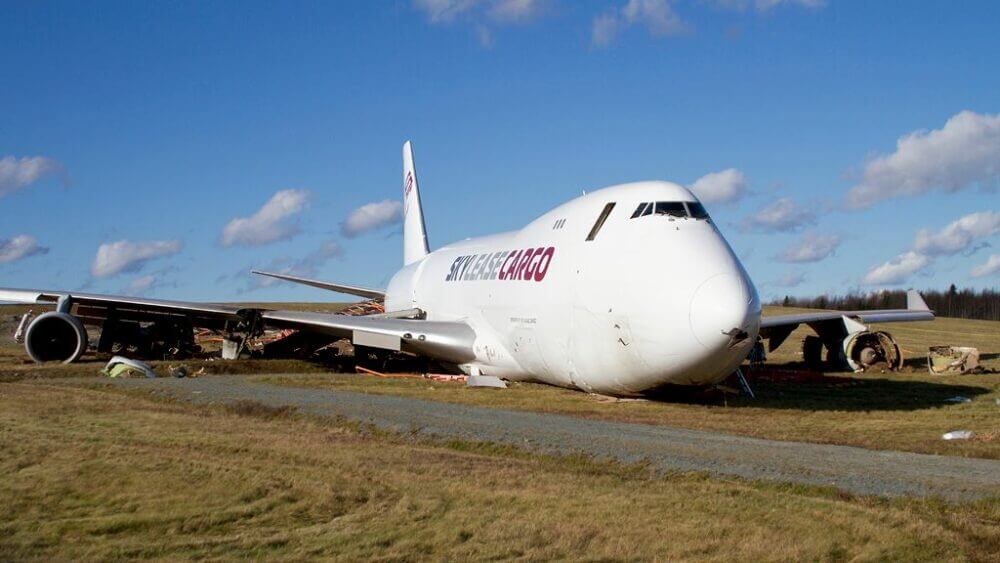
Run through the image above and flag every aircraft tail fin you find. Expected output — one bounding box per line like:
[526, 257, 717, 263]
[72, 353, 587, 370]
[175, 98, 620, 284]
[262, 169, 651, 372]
[402, 141, 430, 265]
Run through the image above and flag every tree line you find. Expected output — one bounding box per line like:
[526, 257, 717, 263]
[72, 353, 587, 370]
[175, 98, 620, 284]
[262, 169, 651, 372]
[772, 285, 1000, 321]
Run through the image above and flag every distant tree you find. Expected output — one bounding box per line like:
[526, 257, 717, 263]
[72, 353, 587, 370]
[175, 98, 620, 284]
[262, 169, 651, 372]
[768, 287, 1000, 321]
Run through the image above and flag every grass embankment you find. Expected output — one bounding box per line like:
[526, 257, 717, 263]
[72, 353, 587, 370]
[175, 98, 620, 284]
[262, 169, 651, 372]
[1, 383, 997, 561]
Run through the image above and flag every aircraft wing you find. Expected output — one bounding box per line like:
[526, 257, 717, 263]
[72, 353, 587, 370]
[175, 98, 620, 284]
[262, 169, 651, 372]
[0, 287, 245, 329]
[0, 286, 475, 364]
[759, 289, 934, 351]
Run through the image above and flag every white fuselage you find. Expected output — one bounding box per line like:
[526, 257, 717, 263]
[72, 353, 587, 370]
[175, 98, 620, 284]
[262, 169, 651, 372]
[385, 181, 761, 396]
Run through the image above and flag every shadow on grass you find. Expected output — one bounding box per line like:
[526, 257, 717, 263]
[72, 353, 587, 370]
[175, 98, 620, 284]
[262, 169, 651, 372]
[900, 352, 1000, 372]
[645, 374, 991, 412]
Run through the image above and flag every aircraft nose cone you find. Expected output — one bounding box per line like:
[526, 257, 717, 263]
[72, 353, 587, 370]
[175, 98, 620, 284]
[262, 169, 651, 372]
[689, 273, 753, 349]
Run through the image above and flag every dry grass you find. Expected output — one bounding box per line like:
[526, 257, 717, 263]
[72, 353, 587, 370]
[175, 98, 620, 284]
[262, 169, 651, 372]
[2, 303, 998, 460]
[0, 382, 997, 561]
[262, 307, 1000, 460]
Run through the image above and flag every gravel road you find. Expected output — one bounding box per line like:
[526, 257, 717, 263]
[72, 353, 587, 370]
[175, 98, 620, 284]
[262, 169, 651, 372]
[97, 375, 1000, 501]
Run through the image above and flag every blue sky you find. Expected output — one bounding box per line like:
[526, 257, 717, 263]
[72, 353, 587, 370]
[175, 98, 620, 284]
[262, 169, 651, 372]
[1, 0, 998, 302]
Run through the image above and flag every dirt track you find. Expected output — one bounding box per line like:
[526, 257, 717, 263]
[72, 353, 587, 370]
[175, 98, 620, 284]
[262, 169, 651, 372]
[92, 375, 1000, 501]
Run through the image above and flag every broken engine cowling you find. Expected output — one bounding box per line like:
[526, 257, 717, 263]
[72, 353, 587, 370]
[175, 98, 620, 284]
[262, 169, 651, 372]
[24, 311, 89, 363]
[840, 330, 901, 372]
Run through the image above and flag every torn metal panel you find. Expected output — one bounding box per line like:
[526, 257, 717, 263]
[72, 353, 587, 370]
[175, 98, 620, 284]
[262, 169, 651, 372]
[928, 346, 981, 375]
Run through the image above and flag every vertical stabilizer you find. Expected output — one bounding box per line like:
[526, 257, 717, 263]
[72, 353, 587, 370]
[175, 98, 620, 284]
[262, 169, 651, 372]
[402, 141, 430, 265]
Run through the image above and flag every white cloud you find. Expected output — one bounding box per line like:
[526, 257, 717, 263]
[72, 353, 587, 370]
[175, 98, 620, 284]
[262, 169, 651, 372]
[711, 0, 825, 11]
[340, 200, 403, 238]
[414, 0, 546, 41]
[489, 0, 545, 22]
[0, 235, 49, 263]
[91, 240, 182, 278]
[913, 211, 1000, 256]
[592, 12, 620, 47]
[846, 111, 1000, 209]
[778, 232, 841, 263]
[742, 198, 815, 232]
[415, 0, 479, 23]
[862, 251, 930, 285]
[246, 240, 345, 291]
[122, 275, 158, 296]
[689, 168, 747, 204]
[591, 0, 688, 47]
[0, 156, 65, 198]
[771, 271, 806, 288]
[971, 254, 1000, 278]
[220, 189, 309, 247]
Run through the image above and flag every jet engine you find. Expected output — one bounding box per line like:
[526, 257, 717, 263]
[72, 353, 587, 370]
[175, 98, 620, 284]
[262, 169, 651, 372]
[841, 330, 901, 372]
[802, 330, 902, 372]
[24, 312, 89, 363]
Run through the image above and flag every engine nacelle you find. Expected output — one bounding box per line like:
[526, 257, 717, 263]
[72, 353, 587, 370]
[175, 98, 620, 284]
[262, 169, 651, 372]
[841, 330, 901, 372]
[24, 312, 89, 363]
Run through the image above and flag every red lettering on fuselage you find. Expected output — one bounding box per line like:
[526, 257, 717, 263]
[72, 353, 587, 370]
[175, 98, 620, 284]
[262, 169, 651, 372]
[446, 247, 556, 283]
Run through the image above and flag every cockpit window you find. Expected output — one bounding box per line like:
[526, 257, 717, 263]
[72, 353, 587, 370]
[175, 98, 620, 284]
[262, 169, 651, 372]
[654, 201, 687, 218]
[629, 201, 711, 221]
[686, 202, 709, 219]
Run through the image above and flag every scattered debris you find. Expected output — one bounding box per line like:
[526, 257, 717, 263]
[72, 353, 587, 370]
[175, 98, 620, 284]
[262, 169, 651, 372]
[941, 430, 975, 441]
[169, 365, 189, 378]
[928, 346, 981, 375]
[425, 373, 467, 383]
[944, 396, 972, 403]
[101, 356, 156, 378]
[466, 375, 507, 389]
[355, 365, 421, 379]
[341, 300, 386, 317]
[13, 310, 33, 343]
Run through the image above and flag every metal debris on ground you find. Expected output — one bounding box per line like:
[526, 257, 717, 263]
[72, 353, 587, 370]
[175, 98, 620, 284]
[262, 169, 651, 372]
[466, 374, 507, 389]
[941, 430, 975, 441]
[944, 396, 972, 403]
[355, 365, 420, 379]
[928, 346, 981, 375]
[13, 310, 33, 343]
[101, 356, 156, 378]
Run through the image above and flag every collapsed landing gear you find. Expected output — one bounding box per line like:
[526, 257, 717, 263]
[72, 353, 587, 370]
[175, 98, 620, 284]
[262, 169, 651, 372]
[98, 317, 201, 360]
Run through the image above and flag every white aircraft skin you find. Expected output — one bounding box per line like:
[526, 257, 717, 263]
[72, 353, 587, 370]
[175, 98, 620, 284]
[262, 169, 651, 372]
[387, 172, 760, 396]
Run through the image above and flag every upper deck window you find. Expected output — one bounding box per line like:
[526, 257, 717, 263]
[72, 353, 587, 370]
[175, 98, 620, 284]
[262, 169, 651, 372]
[586, 202, 616, 241]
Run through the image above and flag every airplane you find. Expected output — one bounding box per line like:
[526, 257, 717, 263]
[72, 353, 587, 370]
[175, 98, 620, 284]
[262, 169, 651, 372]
[0, 142, 934, 396]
